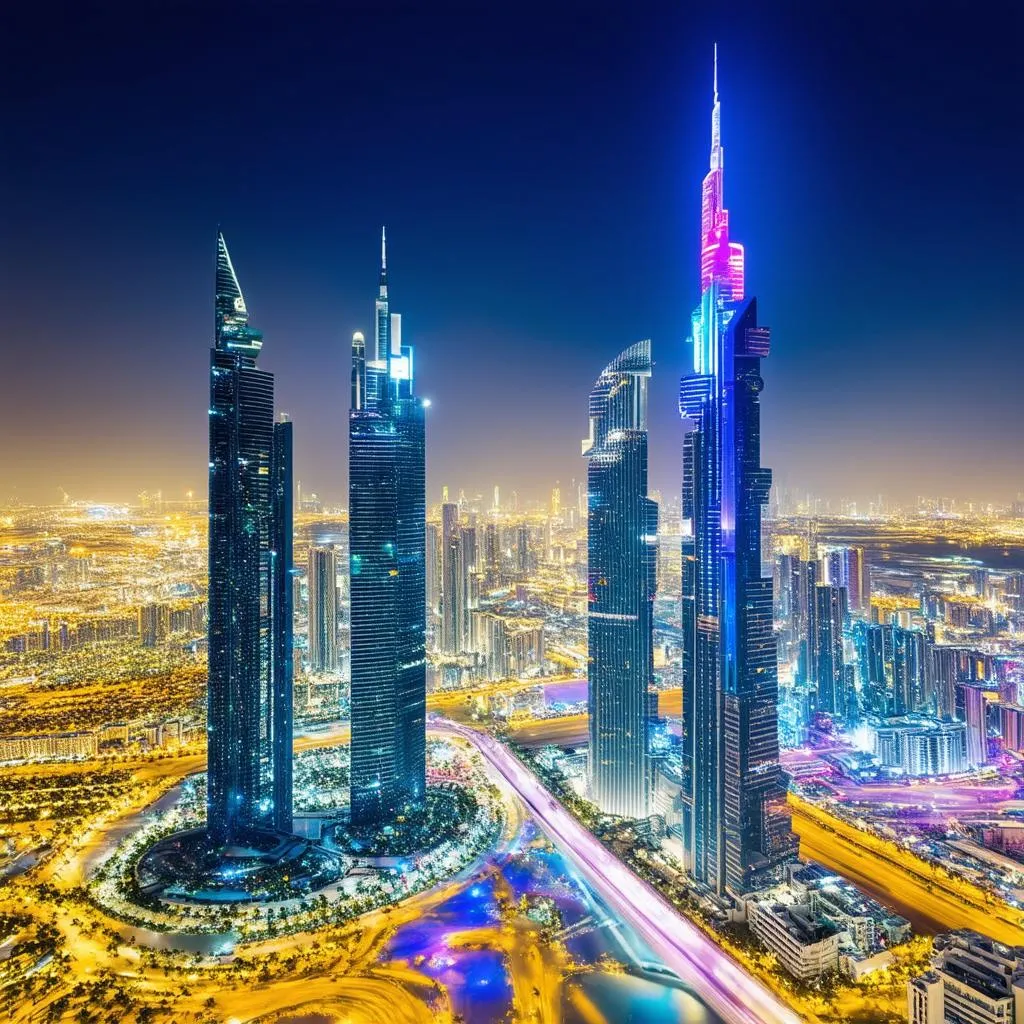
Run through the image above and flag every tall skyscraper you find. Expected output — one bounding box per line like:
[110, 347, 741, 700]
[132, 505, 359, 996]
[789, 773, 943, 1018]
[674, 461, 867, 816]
[307, 546, 338, 673]
[425, 521, 441, 636]
[441, 502, 465, 655]
[207, 232, 293, 843]
[813, 584, 846, 716]
[679, 53, 795, 896]
[348, 230, 427, 826]
[584, 341, 658, 819]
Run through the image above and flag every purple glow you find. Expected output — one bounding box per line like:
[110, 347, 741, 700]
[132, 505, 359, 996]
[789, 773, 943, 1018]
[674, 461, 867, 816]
[437, 721, 801, 1024]
[700, 44, 744, 302]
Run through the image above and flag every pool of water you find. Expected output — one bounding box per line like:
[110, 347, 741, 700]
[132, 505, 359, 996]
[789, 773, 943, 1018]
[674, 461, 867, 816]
[383, 820, 720, 1024]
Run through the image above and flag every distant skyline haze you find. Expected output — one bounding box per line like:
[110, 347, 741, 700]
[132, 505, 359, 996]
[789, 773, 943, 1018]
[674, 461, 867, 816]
[2, 2, 1021, 507]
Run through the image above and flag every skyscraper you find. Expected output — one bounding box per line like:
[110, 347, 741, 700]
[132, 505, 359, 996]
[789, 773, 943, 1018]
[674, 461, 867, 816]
[813, 584, 846, 716]
[207, 232, 293, 843]
[348, 229, 427, 826]
[584, 341, 658, 819]
[307, 546, 338, 673]
[441, 502, 465, 655]
[679, 53, 795, 896]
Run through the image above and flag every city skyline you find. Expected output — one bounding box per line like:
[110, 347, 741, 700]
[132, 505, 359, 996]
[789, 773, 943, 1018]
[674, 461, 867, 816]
[4, 4, 1023, 509]
[6, 10, 1024, 1022]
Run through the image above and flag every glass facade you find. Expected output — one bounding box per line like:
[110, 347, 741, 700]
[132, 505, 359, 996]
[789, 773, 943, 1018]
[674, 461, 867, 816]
[679, 58, 796, 897]
[584, 341, 658, 819]
[207, 233, 293, 843]
[349, 231, 427, 826]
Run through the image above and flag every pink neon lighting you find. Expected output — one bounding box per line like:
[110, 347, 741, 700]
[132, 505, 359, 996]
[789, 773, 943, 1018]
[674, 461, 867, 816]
[700, 45, 744, 302]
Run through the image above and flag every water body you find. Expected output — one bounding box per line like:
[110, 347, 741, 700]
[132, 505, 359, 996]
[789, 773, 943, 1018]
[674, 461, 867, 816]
[383, 821, 719, 1024]
[816, 527, 1024, 573]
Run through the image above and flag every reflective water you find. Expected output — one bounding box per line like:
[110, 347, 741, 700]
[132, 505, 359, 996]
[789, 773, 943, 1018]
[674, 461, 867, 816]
[384, 821, 719, 1024]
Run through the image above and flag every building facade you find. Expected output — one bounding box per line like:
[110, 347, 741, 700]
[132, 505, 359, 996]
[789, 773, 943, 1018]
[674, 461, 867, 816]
[207, 233, 293, 843]
[307, 546, 338, 673]
[584, 340, 657, 819]
[679, 53, 796, 895]
[348, 230, 427, 826]
[909, 932, 1024, 1024]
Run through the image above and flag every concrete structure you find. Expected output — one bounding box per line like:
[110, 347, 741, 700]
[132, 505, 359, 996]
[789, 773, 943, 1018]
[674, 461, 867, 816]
[746, 899, 841, 981]
[909, 932, 1024, 1024]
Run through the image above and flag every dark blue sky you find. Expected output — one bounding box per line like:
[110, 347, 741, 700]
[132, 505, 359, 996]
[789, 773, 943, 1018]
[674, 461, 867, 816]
[2, 1, 1021, 507]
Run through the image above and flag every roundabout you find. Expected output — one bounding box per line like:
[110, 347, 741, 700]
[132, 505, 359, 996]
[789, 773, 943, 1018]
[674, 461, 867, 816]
[135, 826, 344, 905]
[85, 738, 507, 941]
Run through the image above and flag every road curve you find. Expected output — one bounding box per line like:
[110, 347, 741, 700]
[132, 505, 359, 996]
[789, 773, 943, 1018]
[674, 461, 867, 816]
[436, 720, 802, 1024]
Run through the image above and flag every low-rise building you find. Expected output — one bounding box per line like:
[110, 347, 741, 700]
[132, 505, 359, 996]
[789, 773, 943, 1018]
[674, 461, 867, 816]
[746, 899, 841, 981]
[908, 931, 1024, 1024]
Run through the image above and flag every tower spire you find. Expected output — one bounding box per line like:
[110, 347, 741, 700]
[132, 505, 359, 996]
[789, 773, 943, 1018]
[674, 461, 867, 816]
[379, 225, 388, 296]
[710, 43, 722, 168]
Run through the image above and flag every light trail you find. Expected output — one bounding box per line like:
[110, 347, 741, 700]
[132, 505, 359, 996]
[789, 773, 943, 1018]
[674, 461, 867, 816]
[436, 720, 801, 1024]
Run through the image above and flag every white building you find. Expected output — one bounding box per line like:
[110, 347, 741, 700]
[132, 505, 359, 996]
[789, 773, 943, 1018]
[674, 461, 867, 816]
[909, 932, 1024, 1024]
[746, 899, 841, 981]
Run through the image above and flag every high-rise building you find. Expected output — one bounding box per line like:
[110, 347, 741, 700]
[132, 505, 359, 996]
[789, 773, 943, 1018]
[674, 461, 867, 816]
[483, 522, 500, 583]
[584, 341, 658, 819]
[425, 522, 441, 631]
[679, 54, 795, 896]
[516, 523, 531, 574]
[207, 233, 293, 843]
[441, 502, 465, 655]
[348, 229, 427, 826]
[814, 584, 846, 716]
[307, 546, 338, 673]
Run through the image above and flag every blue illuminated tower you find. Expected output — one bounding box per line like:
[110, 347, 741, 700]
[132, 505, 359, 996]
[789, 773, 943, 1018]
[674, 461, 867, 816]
[207, 232, 293, 843]
[348, 229, 427, 826]
[584, 341, 658, 819]
[679, 54, 796, 896]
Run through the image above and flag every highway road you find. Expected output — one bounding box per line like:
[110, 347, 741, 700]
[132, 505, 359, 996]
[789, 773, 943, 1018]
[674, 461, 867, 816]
[437, 720, 801, 1024]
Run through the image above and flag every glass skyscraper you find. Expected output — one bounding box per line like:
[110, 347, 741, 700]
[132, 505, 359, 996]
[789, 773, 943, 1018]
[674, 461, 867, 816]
[679, 53, 796, 896]
[348, 230, 427, 826]
[207, 232, 294, 844]
[584, 340, 658, 819]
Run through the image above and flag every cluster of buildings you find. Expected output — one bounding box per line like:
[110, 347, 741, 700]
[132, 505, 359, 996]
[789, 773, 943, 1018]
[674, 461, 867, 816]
[743, 863, 910, 982]
[772, 532, 1024, 779]
[581, 48, 795, 902]
[0, 717, 196, 763]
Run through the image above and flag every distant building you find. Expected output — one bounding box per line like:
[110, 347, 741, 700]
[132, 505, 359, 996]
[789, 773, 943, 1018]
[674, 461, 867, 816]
[957, 681, 993, 767]
[441, 502, 465, 655]
[814, 584, 847, 716]
[139, 603, 170, 647]
[307, 546, 338, 673]
[874, 718, 968, 777]
[0, 731, 98, 763]
[1002, 703, 1024, 754]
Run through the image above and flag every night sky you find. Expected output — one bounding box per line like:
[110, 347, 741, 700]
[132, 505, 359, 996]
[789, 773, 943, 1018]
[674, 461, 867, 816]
[3, 2, 1022, 508]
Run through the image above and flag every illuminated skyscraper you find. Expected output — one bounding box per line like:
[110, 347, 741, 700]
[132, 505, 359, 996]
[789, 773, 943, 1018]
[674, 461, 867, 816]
[207, 232, 293, 843]
[679, 54, 795, 896]
[349, 229, 427, 826]
[813, 584, 846, 716]
[307, 546, 338, 673]
[584, 341, 658, 819]
[700, 44, 745, 303]
[441, 502, 465, 655]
